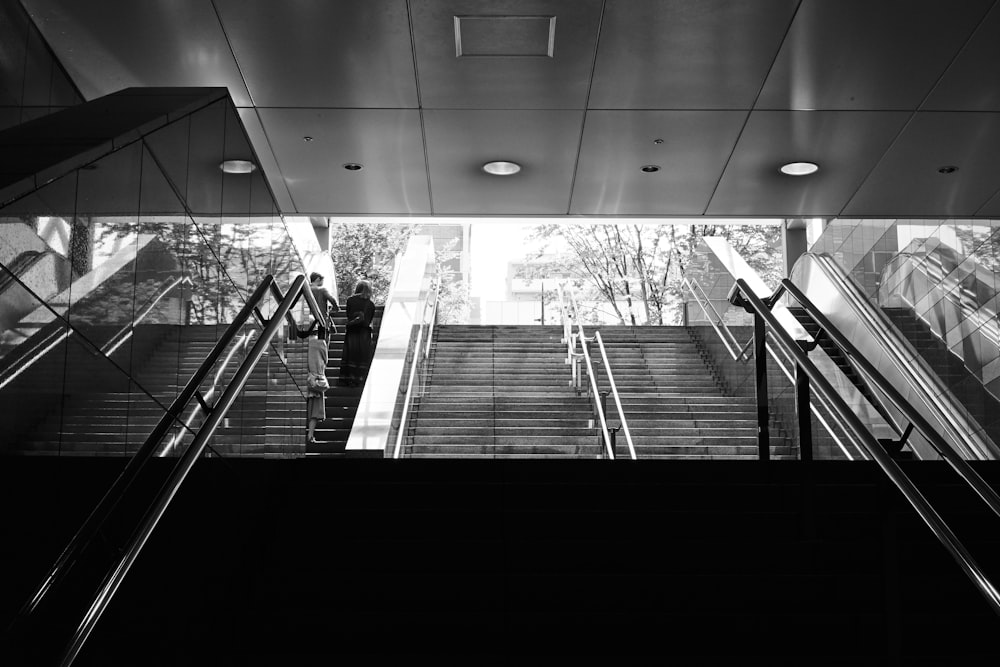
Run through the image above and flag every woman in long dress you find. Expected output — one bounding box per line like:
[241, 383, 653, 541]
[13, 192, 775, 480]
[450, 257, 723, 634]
[303, 272, 338, 444]
[339, 279, 376, 387]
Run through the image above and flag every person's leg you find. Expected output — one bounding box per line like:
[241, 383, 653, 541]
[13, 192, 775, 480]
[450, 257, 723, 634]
[307, 417, 317, 443]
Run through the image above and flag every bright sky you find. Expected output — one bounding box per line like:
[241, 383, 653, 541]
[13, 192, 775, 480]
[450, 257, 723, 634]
[469, 222, 536, 301]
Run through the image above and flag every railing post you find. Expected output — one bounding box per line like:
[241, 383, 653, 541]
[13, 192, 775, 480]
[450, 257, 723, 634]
[795, 339, 813, 461]
[598, 390, 613, 459]
[753, 311, 770, 461]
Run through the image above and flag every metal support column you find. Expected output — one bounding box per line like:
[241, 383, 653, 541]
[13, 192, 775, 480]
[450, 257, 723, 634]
[753, 312, 770, 461]
[795, 340, 813, 461]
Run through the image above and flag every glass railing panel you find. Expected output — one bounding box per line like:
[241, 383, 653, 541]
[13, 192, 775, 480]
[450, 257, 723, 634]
[0, 269, 185, 458]
[2, 87, 313, 459]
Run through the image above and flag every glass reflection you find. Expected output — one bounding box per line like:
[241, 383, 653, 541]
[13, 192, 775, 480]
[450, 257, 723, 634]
[1, 90, 311, 458]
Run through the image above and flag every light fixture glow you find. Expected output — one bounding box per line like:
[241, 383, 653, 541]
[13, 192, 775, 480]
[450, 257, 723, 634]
[219, 159, 256, 174]
[780, 161, 819, 176]
[343, 163, 364, 171]
[482, 161, 521, 176]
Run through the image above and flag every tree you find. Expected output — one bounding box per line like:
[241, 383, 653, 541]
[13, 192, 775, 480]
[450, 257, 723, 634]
[328, 222, 416, 303]
[519, 222, 784, 325]
[431, 235, 470, 325]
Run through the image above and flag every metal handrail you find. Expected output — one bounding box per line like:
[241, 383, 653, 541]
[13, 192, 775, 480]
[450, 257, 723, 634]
[734, 278, 1000, 617]
[762, 329, 865, 461]
[682, 276, 752, 363]
[101, 274, 193, 357]
[3, 273, 311, 666]
[158, 328, 258, 456]
[684, 273, 867, 460]
[562, 285, 635, 460]
[811, 253, 997, 461]
[392, 282, 439, 459]
[783, 279, 1000, 520]
[59, 274, 306, 667]
[593, 330, 637, 460]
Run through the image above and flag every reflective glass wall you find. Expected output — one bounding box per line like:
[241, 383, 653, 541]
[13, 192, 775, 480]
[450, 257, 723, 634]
[0, 0, 83, 130]
[0, 92, 318, 456]
[810, 217, 1000, 437]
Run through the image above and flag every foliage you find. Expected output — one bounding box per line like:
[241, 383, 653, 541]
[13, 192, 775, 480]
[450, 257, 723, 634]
[328, 222, 415, 303]
[91, 218, 301, 324]
[432, 235, 469, 324]
[519, 223, 784, 325]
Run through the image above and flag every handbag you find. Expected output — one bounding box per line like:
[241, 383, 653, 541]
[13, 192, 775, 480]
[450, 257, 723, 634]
[306, 372, 330, 392]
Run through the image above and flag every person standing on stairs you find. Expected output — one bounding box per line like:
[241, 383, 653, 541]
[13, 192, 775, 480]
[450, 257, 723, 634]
[339, 279, 376, 387]
[301, 272, 339, 445]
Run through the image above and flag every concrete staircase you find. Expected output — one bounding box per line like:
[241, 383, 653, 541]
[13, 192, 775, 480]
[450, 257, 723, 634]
[403, 325, 599, 458]
[596, 326, 794, 459]
[401, 324, 793, 459]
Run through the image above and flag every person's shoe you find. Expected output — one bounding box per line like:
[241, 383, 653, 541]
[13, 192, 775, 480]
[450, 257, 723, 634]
[306, 436, 318, 445]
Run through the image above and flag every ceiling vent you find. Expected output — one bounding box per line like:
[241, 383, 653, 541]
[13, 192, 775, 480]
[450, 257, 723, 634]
[454, 15, 556, 57]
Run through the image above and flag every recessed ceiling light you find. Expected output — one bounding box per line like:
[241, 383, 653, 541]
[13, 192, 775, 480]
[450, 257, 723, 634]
[938, 165, 958, 174]
[482, 161, 521, 176]
[343, 163, 364, 171]
[303, 136, 313, 142]
[219, 159, 256, 174]
[640, 165, 660, 173]
[653, 138, 664, 145]
[780, 161, 819, 176]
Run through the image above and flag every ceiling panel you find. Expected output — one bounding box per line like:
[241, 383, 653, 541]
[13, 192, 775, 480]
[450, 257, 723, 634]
[707, 110, 910, 217]
[23, 0, 252, 106]
[922, 5, 1000, 112]
[214, 0, 417, 108]
[571, 110, 747, 215]
[756, 0, 992, 111]
[410, 0, 603, 109]
[978, 188, 1000, 218]
[237, 108, 294, 214]
[843, 113, 1000, 218]
[589, 0, 798, 110]
[423, 109, 582, 214]
[258, 108, 428, 215]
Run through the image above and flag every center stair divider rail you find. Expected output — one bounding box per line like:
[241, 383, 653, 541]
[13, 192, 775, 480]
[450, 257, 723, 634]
[557, 284, 636, 460]
[1, 271, 329, 667]
[731, 278, 1000, 618]
[392, 280, 439, 459]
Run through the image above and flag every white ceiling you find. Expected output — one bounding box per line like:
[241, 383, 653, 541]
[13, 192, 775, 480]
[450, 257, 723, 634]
[22, 0, 1000, 218]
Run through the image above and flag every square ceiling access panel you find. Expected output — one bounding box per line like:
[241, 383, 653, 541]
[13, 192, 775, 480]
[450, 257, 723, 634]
[410, 0, 603, 109]
[258, 108, 428, 215]
[213, 0, 418, 108]
[843, 112, 1000, 218]
[707, 110, 910, 217]
[756, 0, 993, 111]
[589, 0, 799, 110]
[571, 110, 748, 215]
[423, 109, 583, 215]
